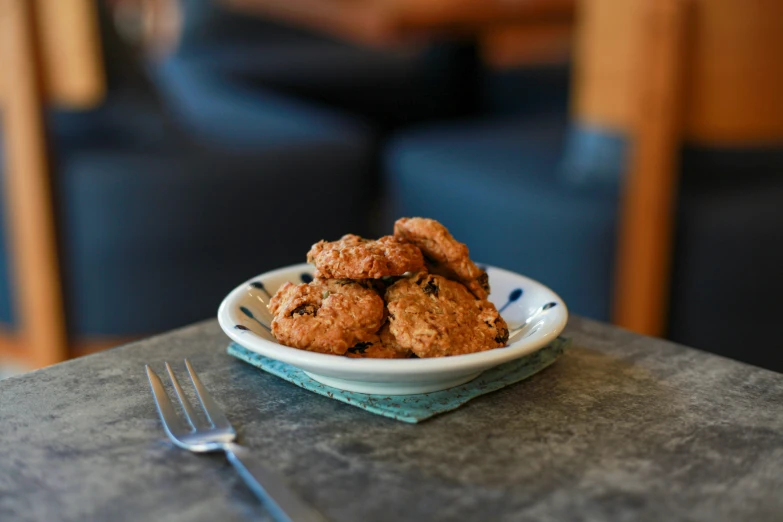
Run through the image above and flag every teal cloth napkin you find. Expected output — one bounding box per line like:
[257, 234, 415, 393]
[227, 337, 569, 423]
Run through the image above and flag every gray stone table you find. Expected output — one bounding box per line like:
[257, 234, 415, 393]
[2, 316, 783, 521]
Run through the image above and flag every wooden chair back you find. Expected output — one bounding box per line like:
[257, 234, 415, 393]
[0, 0, 105, 368]
[574, 0, 783, 335]
[576, 0, 783, 142]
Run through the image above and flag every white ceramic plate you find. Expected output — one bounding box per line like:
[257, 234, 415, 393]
[218, 263, 568, 395]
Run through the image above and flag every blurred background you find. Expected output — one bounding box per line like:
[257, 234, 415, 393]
[0, 0, 781, 377]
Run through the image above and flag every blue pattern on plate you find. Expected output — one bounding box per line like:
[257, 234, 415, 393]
[227, 337, 569, 423]
[249, 281, 270, 298]
[499, 288, 523, 313]
[239, 306, 271, 332]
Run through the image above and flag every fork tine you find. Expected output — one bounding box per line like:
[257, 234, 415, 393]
[165, 362, 200, 430]
[146, 365, 189, 439]
[184, 359, 233, 430]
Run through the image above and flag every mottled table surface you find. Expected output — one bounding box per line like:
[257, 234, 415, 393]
[2, 317, 782, 522]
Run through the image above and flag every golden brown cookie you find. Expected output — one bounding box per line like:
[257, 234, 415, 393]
[384, 273, 508, 358]
[307, 234, 425, 280]
[269, 279, 385, 355]
[393, 217, 489, 299]
[344, 325, 412, 359]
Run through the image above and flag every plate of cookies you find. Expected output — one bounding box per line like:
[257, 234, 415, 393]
[218, 218, 568, 395]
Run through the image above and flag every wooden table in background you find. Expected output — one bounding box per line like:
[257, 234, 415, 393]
[0, 0, 104, 369]
[221, 0, 575, 66]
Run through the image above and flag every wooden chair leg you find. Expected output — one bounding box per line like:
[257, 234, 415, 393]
[612, 0, 689, 336]
[1, 0, 69, 368]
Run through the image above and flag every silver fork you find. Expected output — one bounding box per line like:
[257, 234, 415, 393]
[146, 360, 326, 522]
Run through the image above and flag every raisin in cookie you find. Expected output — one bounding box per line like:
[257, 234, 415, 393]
[393, 218, 489, 299]
[344, 325, 412, 359]
[307, 234, 424, 280]
[385, 273, 508, 358]
[270, 279, 385, 355]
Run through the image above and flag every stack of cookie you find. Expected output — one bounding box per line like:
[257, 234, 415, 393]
[268, 218, 509, 358]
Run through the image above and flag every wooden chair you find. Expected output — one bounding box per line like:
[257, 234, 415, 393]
[577, 0, 783, 336]
[0, 0, 105, 368]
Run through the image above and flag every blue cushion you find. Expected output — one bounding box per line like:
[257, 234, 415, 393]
[0, 176, 14, 326]
[176, 0, 330, 51]
[156, 42, 476, 129]
[668, 146, 783, 372]
[485, 67, 621, 190]
[385, 115, 619, 321]
[228, 42, 477, 124]
[481, 62, 571, 119]
[56, 142, 371, 336]
[559, 123, 628, 189]
[164, 1, 476, 127]
[152, 58, 373, 151]
[49, 97, 171, 151]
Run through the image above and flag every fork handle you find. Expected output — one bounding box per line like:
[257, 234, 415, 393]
[223, 442, 327, 522]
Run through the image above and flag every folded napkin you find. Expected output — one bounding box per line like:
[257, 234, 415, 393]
[227, 337, 568, 423]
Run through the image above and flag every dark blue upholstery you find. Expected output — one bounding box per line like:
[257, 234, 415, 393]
[385, 114, 783, 371]
[0, 178, 14, 326]
[56, 141, 370, 335]
[385, 115, 619, 321]
[559, 124, 627, 189]
[668, 147, 783, 371]
[174, 42, 478, 128]
[156, 0, 478, 129]
[481, 62, 571, 119]
[176, 0, 328, 49]
[152, 57, 372, 151]
[50, 97, 170, 151]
